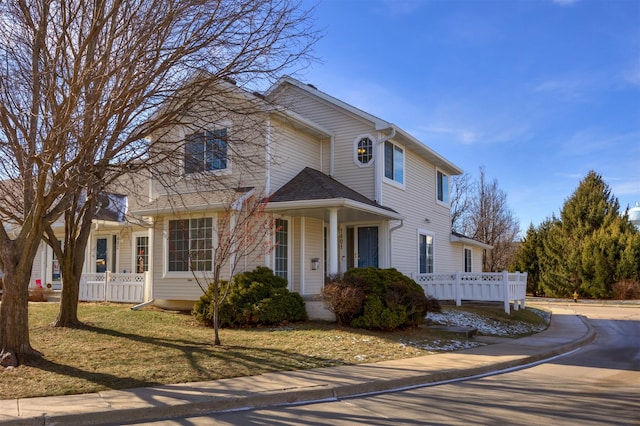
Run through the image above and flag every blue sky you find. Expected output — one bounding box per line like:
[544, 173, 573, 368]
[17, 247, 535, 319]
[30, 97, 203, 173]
[297, 0, 640, 230]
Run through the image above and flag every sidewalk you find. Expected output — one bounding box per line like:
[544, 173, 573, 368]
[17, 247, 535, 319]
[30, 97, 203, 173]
[0, 308, 595, 426]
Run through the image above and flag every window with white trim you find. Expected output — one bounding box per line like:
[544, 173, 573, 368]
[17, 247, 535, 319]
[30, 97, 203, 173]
[419, 232, 434, 274]
[274, 218, 289, 281]
[437, 170, 449, 204]
[355, 136, 373, 165]
[384, 140, 404, 184]
[464, 248, 472, 272]
[168, 218, 213, 272]
[135, 235, 149, 273]
[184, 129, 227, 174]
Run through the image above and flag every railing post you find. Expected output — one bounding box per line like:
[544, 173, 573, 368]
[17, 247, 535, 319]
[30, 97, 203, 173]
[455, 271, 462, 306]
[503, 270, 510, 314]
[104, 271, 110, 302]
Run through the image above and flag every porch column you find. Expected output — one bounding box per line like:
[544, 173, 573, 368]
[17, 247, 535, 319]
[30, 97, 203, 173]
[328, 208, 339, 275]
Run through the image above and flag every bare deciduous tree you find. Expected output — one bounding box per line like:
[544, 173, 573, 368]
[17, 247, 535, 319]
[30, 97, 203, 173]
[190, 187, 275, 346]
[450, 172, 474, 235]
[0, 0, 318, 365]
[450, 167, 520, 272]
[470, 167, 520, 271]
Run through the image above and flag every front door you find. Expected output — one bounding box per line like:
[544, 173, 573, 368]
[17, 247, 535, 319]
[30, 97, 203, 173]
[96, 238, 108, 273]
[357, 226, 379, 268]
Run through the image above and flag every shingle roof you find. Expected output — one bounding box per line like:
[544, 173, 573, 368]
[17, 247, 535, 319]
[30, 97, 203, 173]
[269, 167, 397, 213]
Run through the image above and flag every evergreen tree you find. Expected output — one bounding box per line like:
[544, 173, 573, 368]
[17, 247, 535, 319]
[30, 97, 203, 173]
[511, 223, 542, 295]
[541, 171, 638, 298]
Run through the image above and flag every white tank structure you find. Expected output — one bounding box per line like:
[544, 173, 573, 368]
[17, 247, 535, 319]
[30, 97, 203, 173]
[627, 203, 640, 230]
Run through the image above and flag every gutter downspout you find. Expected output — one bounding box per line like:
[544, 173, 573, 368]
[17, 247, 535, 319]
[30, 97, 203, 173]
[131, 299, 155, 311]
[330, 135, 335, 177]
[375, 127, 396, 204]
[388, 219, 404, 268]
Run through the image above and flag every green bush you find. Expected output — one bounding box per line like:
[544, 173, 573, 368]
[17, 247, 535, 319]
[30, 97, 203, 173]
[323, 268, 433, 330]
[193, 267, 307, 327]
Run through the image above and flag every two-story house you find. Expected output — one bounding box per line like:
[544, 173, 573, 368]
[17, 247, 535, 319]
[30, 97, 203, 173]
[29, 76, 490, 318]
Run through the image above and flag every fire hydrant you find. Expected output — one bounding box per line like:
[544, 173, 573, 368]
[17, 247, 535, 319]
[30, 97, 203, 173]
[573, 291, 578, 303]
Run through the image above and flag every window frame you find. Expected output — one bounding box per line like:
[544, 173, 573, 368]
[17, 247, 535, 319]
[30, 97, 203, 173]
[353, 134, 374, 167]
[436, 169, 450, 205]
[133, 232, 150, 273]
[184, 128, 229, 175]
[164, 215, 216, 278]
[273, 217, 291, 285]
[383, 140, 405, 187]
[464, 247, 472, 272]
[418, 229, 435, 274]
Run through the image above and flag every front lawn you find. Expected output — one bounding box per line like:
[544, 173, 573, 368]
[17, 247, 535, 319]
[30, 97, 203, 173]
[0, 302, 548, 399]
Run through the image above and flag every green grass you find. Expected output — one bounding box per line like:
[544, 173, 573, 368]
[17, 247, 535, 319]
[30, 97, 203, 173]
[0, 302, 546, 400]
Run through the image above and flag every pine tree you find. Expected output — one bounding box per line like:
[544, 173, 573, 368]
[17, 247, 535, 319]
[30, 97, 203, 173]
[541, 171, 637, 298]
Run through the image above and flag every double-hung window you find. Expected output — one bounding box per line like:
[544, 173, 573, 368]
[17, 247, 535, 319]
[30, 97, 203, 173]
[384, 140, 404, 185]
[168, 218, 213, 272]
[184, 129, 227, 174]
[437, 170, 449, 204]
[419, 232, 434, 274]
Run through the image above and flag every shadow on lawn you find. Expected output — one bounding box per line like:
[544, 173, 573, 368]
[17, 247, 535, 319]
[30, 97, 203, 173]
[23, 354, 163, 391]
[26, 322, 346, 389]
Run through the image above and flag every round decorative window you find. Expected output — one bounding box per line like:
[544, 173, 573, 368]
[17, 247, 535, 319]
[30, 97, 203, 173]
[357, 137, 373, 164]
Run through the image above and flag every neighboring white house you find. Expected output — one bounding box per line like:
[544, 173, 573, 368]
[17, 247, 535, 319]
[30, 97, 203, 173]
[28, 76, 492, 317]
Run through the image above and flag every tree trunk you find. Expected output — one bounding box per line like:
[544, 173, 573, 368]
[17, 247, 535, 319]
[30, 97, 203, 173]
[54, 264, 82, 328]
[0, 242, 41, 364]
[52, 197, 95, 328]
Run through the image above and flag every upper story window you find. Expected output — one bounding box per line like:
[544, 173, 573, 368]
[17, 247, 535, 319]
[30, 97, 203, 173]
[184, 129, 227, 174]
[355, 136, 373, 165]
[384, 140, 404, 185]
[437, 170, 449, 204]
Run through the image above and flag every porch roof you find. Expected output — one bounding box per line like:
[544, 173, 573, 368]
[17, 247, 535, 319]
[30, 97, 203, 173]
[450, 231, 493, 250]
[266, 167, 402, 222]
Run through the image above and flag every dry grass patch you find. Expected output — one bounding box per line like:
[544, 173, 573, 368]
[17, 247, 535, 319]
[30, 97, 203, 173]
[1, 302, 448, 399]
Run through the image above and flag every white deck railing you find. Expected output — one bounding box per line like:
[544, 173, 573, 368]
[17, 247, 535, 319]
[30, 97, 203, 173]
[414, 271, 527, 314]
[79, 272, 147, 303]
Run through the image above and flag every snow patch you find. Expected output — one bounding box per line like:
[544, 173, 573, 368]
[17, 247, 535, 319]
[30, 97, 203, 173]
[426, 308, 549, 337]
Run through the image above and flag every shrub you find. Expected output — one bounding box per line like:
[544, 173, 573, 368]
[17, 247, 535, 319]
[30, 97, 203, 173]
[321, 274, 369, 326]
[193, 267, 307, 327]
[612, 279, 640, 300]
[192, 280, 229, 326]
[322, 267, 434, 330]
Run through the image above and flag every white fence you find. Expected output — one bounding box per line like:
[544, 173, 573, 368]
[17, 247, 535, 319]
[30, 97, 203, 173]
[79, 272, 147, 303]
[414, 271, 527, 314]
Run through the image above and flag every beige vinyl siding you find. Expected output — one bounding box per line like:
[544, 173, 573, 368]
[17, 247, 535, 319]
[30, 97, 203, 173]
[472, 246, 484, 272]
[272, 86, 376, 200]
[269, 118, 322, 194]
[321, 139, 331, 175]
[291, 217, 301, 293]
[382, 144, 456, 276]
[148, 110, 268, 201]
[151, 210, 275, 301]
[150, 213, 220, 302]
[302, 218, 324, 295]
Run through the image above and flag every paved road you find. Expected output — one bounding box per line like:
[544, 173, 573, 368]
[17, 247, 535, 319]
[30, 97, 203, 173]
[137, 305, 639, 425]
